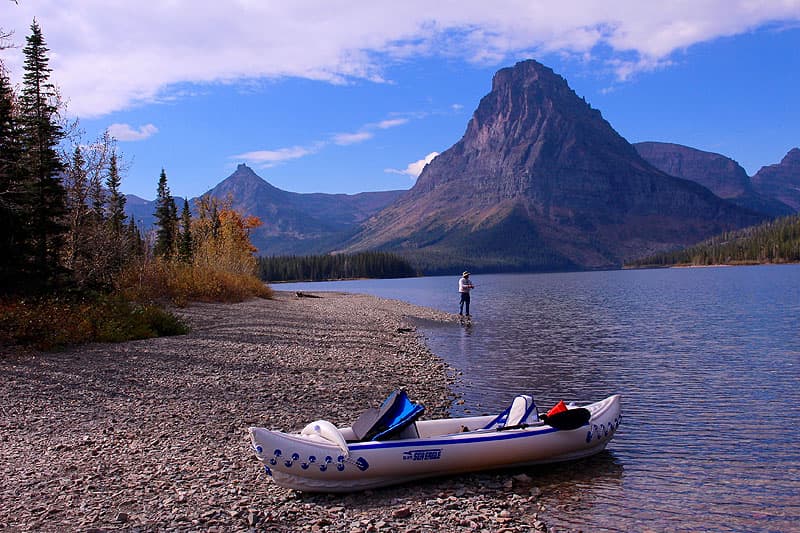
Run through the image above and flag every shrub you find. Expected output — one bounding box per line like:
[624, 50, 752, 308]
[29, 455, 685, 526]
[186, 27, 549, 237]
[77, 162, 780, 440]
[116, 259, 273, 306]
[0, 294, 189, 351]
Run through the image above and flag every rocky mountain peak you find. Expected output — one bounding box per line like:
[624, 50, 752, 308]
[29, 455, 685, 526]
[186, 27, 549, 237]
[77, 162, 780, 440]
[346, 59, 764, 272]
[780, 147, 800, 165]
[751, 147, 800, 211]
[211, 163, 283, 201]
[412, 59, 655, 211]
[455, 59, 630, 171]
[229, 163, 264, 182]
[490, 59, 559, 90]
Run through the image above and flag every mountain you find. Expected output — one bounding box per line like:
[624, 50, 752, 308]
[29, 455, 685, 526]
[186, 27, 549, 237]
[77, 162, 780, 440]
[342, 60, 765, 272]
[205, 164, 404, 254]
[751, 148, 800, 212]
[124, 164, 405, 254]
[634, 142, 793, 217]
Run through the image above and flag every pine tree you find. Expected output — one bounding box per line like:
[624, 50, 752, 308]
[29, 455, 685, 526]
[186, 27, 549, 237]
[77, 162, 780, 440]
[0, 66, 26, 290]
[178, 198, 193, 263]
[62, 145, 89, 274]
[125, 217, 144, 259]
[17, 20, 67, 288]
[154, 168, 177, 259]
[106, 151, 126, 235]
[103, 150, 130, 276]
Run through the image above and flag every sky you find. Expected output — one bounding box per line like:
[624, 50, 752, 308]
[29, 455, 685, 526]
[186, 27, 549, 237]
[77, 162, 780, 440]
[2, 1, 799, 200]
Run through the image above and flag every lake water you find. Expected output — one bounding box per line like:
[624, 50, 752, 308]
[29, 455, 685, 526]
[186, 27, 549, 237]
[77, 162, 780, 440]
[278, 265, 800, 532]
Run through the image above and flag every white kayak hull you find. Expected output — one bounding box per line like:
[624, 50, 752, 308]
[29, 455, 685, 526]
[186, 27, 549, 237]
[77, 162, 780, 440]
[249, 394, 621, 492]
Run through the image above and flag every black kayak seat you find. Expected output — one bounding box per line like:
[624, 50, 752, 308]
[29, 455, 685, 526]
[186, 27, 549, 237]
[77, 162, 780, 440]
[352, 389, 425, 441]
[541, 407, 591, 430]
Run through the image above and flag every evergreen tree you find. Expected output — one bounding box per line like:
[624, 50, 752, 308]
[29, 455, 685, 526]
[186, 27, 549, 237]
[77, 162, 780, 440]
[62, 145, 89, 274]
[153, 168, 177, 259]
[104, 150, 129, 275]
[105, 151, 126, 235]
[17, 20, 67, 288]
[257, 252, 417, 282]
[0, 66, 25, 290]
[125, 217, 144, 259]
[88, 164, 105, 222]
[178, 198, 192, 263]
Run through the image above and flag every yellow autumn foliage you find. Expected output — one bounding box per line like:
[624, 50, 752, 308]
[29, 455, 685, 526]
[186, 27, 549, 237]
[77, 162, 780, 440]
[117, 195, 272, 305]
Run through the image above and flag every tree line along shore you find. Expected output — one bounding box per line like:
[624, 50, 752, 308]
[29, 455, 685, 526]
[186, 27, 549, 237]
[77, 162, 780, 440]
[625, 214, 800, 268]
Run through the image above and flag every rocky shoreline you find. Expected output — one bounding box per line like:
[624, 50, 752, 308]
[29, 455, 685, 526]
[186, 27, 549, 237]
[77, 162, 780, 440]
[1, 291, 548, 532]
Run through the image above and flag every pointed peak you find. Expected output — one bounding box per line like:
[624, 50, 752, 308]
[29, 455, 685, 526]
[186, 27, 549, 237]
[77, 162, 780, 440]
[227, 162, 265, 182]
[234, 162, 256, 174]
[781, 147, 800, 165]
[492, 59, 562, 91]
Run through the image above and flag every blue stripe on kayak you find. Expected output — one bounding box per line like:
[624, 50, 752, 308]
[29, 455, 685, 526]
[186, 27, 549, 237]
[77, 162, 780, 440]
[347, 424, 572, 451]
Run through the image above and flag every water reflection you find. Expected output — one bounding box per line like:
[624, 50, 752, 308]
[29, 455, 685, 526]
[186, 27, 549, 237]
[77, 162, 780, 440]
[519, 452, 625, 530]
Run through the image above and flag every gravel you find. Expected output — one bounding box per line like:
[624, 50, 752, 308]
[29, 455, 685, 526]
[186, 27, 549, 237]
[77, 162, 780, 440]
[0, 291, 548, 532]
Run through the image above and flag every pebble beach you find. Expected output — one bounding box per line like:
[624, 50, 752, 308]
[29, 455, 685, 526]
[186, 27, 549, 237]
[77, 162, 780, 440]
[1, 291, 549, 532]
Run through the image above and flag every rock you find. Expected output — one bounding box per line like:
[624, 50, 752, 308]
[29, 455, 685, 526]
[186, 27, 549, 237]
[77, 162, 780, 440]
[392, 507, 412, 519]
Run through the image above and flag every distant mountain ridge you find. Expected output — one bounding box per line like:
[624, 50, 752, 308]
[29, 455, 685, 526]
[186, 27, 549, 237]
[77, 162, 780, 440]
[124, 164, 404, 254]
[206, 164, 405, 253]
[634, 142, 794, 217]
[341, 60, 764, 272]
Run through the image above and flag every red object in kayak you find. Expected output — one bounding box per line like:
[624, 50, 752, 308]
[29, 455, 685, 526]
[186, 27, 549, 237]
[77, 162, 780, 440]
[547, 400, 568, 416]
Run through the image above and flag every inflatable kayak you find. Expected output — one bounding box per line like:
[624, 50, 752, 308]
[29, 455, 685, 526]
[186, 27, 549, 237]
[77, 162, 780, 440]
[249, 390, 621, 492]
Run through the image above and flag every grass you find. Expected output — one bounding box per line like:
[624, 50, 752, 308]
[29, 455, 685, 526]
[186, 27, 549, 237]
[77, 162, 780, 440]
[1, 260, 273, 351]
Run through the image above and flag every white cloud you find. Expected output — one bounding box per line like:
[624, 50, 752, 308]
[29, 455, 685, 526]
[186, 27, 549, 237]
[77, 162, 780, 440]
[8, 1, 796, 117]
[231, 112, 413, 164]
[386, 151, 440, 179]
[231, 145, 317, 167]
[333, 115, 410, 145]
[333, 131, 374, 145]
[107, 123, 158, 141]
[376, 118, 409, 129]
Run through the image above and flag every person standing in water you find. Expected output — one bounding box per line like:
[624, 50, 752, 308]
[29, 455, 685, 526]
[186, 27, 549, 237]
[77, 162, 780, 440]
[458, 271, 474, 316]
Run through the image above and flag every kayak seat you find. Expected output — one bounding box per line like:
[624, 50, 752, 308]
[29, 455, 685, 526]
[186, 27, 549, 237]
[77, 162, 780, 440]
[541, 407, 591, 430]
[352, 389, 425, 442]
[483, 394, 538, 430]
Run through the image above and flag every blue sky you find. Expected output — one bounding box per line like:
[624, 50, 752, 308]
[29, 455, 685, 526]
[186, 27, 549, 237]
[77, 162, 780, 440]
[3, 1, 799, 199]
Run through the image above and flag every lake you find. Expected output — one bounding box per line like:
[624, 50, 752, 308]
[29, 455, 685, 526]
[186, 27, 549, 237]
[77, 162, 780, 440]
[278, 265, 800, 532]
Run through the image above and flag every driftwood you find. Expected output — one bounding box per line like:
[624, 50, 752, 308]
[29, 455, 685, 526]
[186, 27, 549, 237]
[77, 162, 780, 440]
[295, 291, 321, 298]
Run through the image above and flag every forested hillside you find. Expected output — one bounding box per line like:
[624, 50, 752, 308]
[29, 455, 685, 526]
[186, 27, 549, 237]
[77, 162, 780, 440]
[625, 215, 800, 267]
[258, 252, 417, 282]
